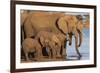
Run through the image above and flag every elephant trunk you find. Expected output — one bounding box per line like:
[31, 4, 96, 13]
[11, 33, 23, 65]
[68, 33, 73, 46]
[77, 29, 83, 47]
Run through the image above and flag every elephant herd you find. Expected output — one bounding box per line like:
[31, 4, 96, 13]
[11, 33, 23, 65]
[21, 11, 89, 61]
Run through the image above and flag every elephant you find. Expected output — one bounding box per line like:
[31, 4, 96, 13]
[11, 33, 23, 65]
[21, 11, 89, 59]
[22, 38, 43, 61]
[57, 15, 90, 59]
[35, 31, 62, 59]
[57, 15, 86, 59]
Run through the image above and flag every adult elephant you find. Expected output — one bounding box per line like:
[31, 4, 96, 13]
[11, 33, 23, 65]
[22, 11, 87, 59]
[56, 15, 83, 59]
[57, 15, 89, 59]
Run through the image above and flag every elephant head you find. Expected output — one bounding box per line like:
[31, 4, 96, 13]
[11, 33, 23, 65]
[35, 31, 62, 59]
[56, 15, 80, 45]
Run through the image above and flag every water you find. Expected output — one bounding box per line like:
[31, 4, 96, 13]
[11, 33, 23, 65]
[66, 29, 90, 60]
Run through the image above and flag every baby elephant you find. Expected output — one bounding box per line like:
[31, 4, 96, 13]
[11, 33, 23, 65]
[35, 31, 62, 59]
[22, 38, 42, 61]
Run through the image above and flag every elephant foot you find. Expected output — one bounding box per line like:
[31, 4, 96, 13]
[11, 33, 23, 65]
[33, 57, 42, 61]
[56, 55, 62, 58]
[34, 56, 45, 61]
[52, 58, 58, 61]
[62, 55, 67, 59]
[78, 54, 82, 60]
[62, 53, 67, 57]
[59, 54, 66, 60]
[52, 56, 57, 59]
[48, 56, 52, 59]
[26, 58, 32, 62]
[25, 56, 31, 62]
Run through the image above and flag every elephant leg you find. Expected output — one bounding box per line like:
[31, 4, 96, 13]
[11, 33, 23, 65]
[62, 48, 66, 58]
[62, 39, 67, 59]
[49, 49, 52, 58]
[68, 33, 73, 46]
[56, 48, 62, 58]
[38, 50, 43, 58]
[56, 44, 62, 58]
[24, 52, 29, 61]
[61, 46, 65, 56]
[52, 49, 56, 59]
[35, 49, 42, 61]
[39, 37, 49, 56]
[75, 32, 82, 59]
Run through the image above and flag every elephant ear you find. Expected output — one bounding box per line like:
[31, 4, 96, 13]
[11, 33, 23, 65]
[57, 17, 68, 34]
[39, 36, 45, 47]
[77, 20, 84, 30]
[84, 19, 90, 29]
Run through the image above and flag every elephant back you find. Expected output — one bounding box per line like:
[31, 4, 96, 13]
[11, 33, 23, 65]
[29, 12, 65, 33]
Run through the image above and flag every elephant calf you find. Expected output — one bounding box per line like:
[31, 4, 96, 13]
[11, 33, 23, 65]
[22, 38, 42, 61]
[35, 31, 62, 59]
